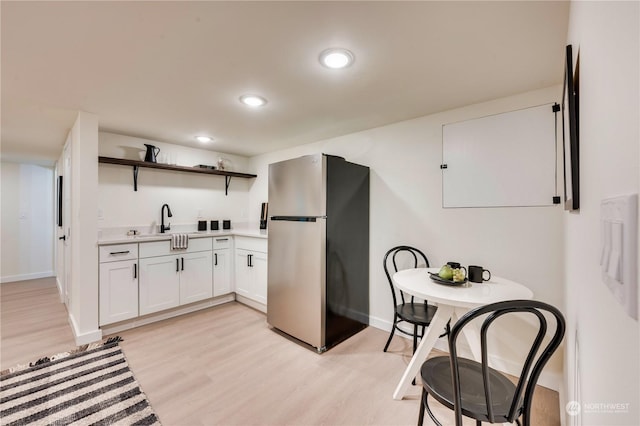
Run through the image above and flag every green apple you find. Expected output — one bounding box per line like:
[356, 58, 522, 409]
[438, 265, 454, 280]
[452, 268, 466, 282]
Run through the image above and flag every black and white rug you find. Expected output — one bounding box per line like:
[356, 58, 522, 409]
[0, 337, 160, 426]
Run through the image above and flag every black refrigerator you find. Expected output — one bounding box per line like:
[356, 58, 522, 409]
[267, 153, 369, 352]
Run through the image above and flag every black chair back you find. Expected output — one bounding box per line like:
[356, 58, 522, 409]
[383, 246, 430, 306]
[448, 300, 566, 424]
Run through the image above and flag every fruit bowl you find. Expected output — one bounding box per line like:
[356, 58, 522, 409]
[428, 272, 468, 286]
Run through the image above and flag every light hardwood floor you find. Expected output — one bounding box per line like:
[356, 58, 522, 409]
[1, 278, 560, 425]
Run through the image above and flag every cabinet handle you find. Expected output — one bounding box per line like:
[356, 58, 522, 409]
[110, 250, 130, 255]
[248, 254, 253, 267]
[214, 253, 218, 266]
[133, 263, 137, 279]
[216, 238, 228, 242]
[181, 257, 184, 271]
[176, 258, 179, 272]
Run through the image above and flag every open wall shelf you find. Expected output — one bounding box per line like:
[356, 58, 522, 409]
[98, 156, 257, 195]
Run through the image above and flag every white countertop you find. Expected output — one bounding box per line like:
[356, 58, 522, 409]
[98, 228, 267, 245]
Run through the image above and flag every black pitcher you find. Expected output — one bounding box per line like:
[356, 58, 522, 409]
[144, 144, 160, 163]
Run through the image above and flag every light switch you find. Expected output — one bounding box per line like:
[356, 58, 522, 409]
[600, 194, 638, 320]
[607, 222, 622, 281]
[601, 220, 612, 268]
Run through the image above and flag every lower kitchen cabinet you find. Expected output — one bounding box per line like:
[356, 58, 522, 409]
[140, 252, 213, 315]
[99, 235, 267, 325]
[213, 248, 232, 296]
[99, 259, 139, 325]
[235, 248, 268, 305]
[180, 251, 213, 304]
[213, 236, 232, 297]
[139, 255, 180, 315]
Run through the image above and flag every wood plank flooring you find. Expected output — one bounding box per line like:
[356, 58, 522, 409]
[1, 278, 560, 425]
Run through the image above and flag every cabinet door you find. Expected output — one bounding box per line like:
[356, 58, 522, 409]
[235, 249, 267, 304]
[180, 251, 213, 304]
[139, 255, 180, 315]
[234, 249, 251, 299]
[251, 251, 268, 305]
[99, 259, 138, 325]
[213, 248, 232, 297]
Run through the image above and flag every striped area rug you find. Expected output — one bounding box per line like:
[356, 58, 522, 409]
[0, 338, 160, 425]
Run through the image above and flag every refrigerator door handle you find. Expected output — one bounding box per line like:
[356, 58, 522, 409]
[270, 216, 325, 222]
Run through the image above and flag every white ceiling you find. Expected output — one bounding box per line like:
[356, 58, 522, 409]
[1, 1, 569, 164]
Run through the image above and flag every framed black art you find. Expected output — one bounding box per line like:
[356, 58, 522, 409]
[562, 44, 579, 211]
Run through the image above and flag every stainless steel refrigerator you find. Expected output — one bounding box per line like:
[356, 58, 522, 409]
[267, 153, 369, 352]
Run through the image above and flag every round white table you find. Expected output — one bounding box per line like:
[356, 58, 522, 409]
[392, 267, 533, 400]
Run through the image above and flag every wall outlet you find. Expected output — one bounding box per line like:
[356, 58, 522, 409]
[197, 209, 203, 218]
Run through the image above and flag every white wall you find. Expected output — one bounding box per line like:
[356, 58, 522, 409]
[68, 112, 101, 344]
[249, 85, 565, 387]
[0, 161, 55, 282]
[564, 2, 639, 425]
[98, 132, 252, 232]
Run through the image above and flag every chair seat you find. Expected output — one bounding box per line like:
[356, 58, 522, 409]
[421, 356, 518, 423]
[396, 302, 437, 326]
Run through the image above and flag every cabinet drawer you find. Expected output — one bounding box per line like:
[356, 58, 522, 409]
[139, 237, 212, 258]
[213, 236, 231, 249]
[139, 240, 171, 258]
[99, 243, 138, 263]
[235, 236, 267, 253]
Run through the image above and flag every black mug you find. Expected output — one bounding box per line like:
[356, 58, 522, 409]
[468, 265, 491, 283]
[210, 220, 219, 231]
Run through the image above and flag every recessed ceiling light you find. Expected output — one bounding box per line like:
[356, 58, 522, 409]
[195, 136, 212, 143]
[239, 94, 267, 107]
[319, 48, 355, 69]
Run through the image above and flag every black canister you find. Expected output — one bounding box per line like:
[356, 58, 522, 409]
[210, 220, 219, 231]
[223, 220, 231, 230]
[198, 220, 207, 231]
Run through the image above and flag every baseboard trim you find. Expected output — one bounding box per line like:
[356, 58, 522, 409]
[235, 294, 266, 313]
[68, 313, 102, 346]
[101, 294, 235, 335]
[1, 271, 55, 283]
[370, 314, 561, 392]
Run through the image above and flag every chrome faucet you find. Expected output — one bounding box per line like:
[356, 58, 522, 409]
[160, 204, 173, 233]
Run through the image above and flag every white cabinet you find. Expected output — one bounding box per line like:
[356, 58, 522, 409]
[181, 251, 213, 304]
[99, 258, 138, 326]
[139, 255, 181, 315]
[213, 237, 232, 297]
[139, 237, 213, 315]
[234, 237, 268, 306]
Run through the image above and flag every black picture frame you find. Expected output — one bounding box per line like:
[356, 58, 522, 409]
[562, 44, 580, 211]
[57, 175, 63, 227]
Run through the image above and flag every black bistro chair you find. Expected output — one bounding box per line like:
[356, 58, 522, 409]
[418, 299, 566, 426]
[383, 246, 438, 354]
